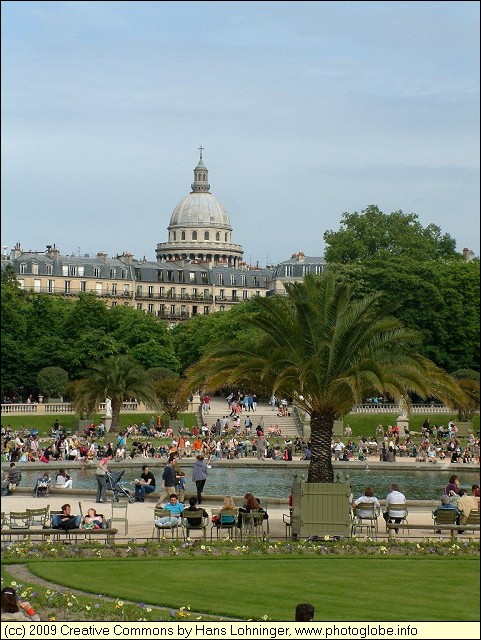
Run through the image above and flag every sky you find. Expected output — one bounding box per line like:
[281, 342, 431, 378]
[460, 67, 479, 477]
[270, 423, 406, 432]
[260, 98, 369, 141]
[2, 1, 479, 266]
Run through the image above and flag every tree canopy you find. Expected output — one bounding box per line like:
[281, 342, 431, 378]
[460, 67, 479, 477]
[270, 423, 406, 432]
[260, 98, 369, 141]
[184, 273, 464, 482]
[323, 205, 459, 263]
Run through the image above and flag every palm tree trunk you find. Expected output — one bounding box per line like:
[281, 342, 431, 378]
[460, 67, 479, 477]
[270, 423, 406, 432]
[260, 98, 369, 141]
[111, 398, 122, 433]
[307, 410, 334, 483]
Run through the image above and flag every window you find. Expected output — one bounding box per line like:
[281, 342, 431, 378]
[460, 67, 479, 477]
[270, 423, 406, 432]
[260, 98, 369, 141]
[111, 301, 117, 307]
[137, 303, 143, 310]
[232, 290, 238, 300]
[181, 231, 186, 240]
[170, 304, 176, 315]
[225, 233, 228, 242]
[121, 269, 127, 279]
[181, 288, 187, 298]
[240, 275, 246, 286]
[135, 268, 142, 280]
[148, 304, 154, 314]
[192, 231, 197, 240]
[18, 279, 25, 289]
[201, 272, 208, 284]
[243, 290, 248, 300]
[216, 232, 220, 241]
[166, 270, 173, 282]
[32, 263, 39, 275]
[204, 231, 209, 240]
[285, 265, 293, 277]
[303, 265, 310, 275]
[189, 272, 196, 283]
[136, 285, 143, 296]
[204, 306, 209, 315]
[47, 280, 55, 293]
[217, 273, 224, 285]
[62, 265, 68, 276]
[110, 268, 116, 278]
[70, 265, 78, 277]
[148, 286, 154, 298]
[252, 276, 258, 287]
[219, 289, 225, 300]
[255, 290, 261, 297]
[172, 232, 176, 242]
[64, 281, 71, 293]
[94, 267, 101, 278]
[315, 264, 324, 275]
[178, 270, 185, 283]
[263, 276, 269, 287]
[46, 264, 52, 275]
[34, 279, 41, 292]
[159, 304, 165, 315]
[157, 270, 164, 282]
[20, 263, 27, 274]
[181, 305, 187, 316]
[159, 286, 164, 297]
[78, 266, 84, 277]
[192, 288, 198, 298]
[220, 305, 225, 312]
[111, 283, 117, 295]
[204, 288, 210, 299]
[230, 275, 236, 285]
[80, 281, 87, 292]
[96, 283, 102, 295]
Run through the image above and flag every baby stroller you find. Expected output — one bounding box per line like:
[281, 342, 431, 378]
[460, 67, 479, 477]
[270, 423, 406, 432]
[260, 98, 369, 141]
[34, 475, 51, 498]
[106, 469, 135, 503]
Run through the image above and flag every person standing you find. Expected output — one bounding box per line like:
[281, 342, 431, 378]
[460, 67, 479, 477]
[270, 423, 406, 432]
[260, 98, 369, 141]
[95, 453, 111, 503]
[134, 465, 156, 502]
[192, 454, 208, 505]
[156, 454, 177, 507]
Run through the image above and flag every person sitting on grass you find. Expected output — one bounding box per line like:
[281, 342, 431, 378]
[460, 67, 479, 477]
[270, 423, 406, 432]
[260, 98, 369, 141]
[155, 494, 184, 526]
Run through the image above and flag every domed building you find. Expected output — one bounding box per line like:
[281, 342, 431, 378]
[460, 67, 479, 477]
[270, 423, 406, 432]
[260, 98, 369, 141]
[156, 150, 244, 268]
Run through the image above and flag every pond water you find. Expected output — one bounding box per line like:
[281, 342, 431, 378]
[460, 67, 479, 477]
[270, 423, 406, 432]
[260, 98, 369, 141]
[21, 467, 479, 501]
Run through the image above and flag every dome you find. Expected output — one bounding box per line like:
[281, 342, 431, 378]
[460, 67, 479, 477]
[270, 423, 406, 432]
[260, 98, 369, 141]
[169, 191, 231, 229]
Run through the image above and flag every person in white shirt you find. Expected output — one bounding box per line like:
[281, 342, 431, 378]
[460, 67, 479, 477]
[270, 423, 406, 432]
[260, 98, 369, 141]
[333, 439, 345, 461]
[352, 487, 380, 518]
[383, 483, 407, 533]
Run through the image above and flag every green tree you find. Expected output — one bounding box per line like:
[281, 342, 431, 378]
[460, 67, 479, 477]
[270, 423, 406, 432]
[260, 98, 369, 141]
[37, 366, 69, 399]
[70, 355, 158, 432]
[153, 377, 188, 419]
[184, 273, 464, 483]
[324, 205, 459, 263]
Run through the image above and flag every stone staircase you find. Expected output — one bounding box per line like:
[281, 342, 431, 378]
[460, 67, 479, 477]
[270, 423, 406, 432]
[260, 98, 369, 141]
[196, 398, 302, 439]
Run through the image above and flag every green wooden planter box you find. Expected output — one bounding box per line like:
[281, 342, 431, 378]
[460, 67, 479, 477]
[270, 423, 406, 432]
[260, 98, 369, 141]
[291, 480, 351, 538]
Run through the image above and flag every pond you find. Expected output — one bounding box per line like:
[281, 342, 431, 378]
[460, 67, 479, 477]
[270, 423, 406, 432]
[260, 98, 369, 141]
[21, 466, 479, 501]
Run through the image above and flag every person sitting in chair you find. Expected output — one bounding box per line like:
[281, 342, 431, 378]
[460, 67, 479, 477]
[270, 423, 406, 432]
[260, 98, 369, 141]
[52, 503, 82, 530]
[155, 494, 184, 526]
[83, 507, 104, 529]
[183, 496, 208, 530]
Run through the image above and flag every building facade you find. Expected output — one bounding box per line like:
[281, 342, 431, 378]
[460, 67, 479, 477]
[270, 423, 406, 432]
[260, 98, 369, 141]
[2, 152, 327, 325]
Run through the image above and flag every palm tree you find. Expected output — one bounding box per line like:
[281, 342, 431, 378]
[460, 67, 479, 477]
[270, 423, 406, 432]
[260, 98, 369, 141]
[184, 273, 464, 482]
[71, 355, 158, 432]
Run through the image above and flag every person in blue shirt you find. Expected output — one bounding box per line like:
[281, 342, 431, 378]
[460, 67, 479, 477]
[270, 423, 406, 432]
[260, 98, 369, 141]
[156, 494, 184, 525]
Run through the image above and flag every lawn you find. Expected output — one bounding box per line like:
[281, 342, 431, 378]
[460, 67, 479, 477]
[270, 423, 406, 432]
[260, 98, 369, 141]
[342, 413, 479, 439]
[23, 556, 480, 621]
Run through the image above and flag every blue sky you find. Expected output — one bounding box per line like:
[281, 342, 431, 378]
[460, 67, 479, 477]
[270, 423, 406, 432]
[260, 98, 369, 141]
[2, 1, 479, 264]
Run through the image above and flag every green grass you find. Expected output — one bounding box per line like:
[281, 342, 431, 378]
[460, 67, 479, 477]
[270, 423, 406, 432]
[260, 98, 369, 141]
[343, 414, 479, 438]
[1, 412, 198, 436]
[24, 557, 480, 621]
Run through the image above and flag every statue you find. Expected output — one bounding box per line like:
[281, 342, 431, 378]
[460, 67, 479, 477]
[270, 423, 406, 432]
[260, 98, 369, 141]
[398, 397, 408, 418]
[105, 396, 112, 418]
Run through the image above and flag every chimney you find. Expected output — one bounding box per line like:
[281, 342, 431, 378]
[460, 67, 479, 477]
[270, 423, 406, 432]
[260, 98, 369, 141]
[462, 247, 475, 262]
[97, 252, 108, 263]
